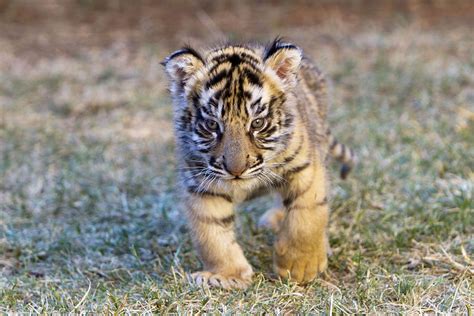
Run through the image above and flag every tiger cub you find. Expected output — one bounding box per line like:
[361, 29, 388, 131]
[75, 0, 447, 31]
[163, 38, 355, 289]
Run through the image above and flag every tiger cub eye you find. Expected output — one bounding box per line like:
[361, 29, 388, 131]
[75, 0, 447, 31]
[251, 118, 265, 130]
[205, 119, 219, 131]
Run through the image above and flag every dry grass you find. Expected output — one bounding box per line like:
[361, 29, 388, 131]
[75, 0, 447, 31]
[1, 1, 473, 313]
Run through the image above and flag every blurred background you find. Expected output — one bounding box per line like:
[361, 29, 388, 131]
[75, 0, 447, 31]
[1, 0, 473, 57]
[1, 0, 473, 313]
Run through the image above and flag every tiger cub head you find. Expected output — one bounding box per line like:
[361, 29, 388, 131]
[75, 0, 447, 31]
[163, 39, 302, 187]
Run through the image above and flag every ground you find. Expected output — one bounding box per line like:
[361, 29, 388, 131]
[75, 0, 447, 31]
[1, 1, 473, 313]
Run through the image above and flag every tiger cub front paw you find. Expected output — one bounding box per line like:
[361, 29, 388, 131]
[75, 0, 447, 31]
[188, 270, 253, 290]
[273, 235, 327, 283]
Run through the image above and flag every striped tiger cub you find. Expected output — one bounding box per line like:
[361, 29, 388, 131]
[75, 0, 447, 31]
[162, 38, 356, 289]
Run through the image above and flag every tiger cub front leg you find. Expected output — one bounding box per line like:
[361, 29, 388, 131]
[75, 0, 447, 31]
[274, 160, 329, 283]
[185, 194, 253, 289]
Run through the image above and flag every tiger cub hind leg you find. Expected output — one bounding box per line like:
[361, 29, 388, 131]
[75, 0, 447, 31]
[257, 194, 285, 232]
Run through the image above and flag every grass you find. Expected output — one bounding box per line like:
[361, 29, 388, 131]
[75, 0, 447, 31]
[1, 3, 473, 313]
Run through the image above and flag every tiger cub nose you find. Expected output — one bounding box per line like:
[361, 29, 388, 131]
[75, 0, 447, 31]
[224, 156, 247, 177]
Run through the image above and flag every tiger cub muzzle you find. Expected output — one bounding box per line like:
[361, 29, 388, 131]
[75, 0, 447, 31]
[209, 127, 263, 179]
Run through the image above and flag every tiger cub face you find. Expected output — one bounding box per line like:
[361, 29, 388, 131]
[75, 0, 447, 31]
[163, 41, 302, 190]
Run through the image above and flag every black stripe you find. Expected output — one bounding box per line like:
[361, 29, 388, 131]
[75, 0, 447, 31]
[211, 52, 259, 66]
[283, 197, 328, 212]
[210, 54, 230, 63]
[268, 94, 285, 108]
[260, 124, 277, 136]
[282, 137, 304, 164]
[244, 70, 262, 86]
[283, 161, 311, 177]
[283, 196, 294, 208]
[237, 73, 246, 112]
[228, 54, 241, 66]
[208, 98, 218, 108]
[249, 97, 262, 110]
[260, 137, 278, 144]
[179, 109, 192, 129]
[206, 69, 229, 89]
[199, 106, 213, 117]
[282, 181, 314, 208]
[195, 127, 212, 139]
[209, 59, 256, 79]
[340, 144, 346, 160]
[162, 46, 204, 65]
[196, 214, 235, 227]
[213, 88, 224, 104]
[340, 164, 352, 180]
[207, 61, 231, 76]
[254, 103, 267, 116]
[282, 115, 294, 128]
[237, 52, 260, 65]
[258, 145, 276, 150]
[191, 92, 201, 109]
[264, 37, 298, 60]
[187, 186, 232, 202]
[243, 91, 252, 100]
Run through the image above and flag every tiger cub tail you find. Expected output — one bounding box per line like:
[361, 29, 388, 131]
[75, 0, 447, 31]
[328, 132, 357, 179]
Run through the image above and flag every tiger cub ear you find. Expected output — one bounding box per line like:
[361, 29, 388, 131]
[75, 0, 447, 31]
[263, 38, 302, 86]
[162, 46, 204, 88]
